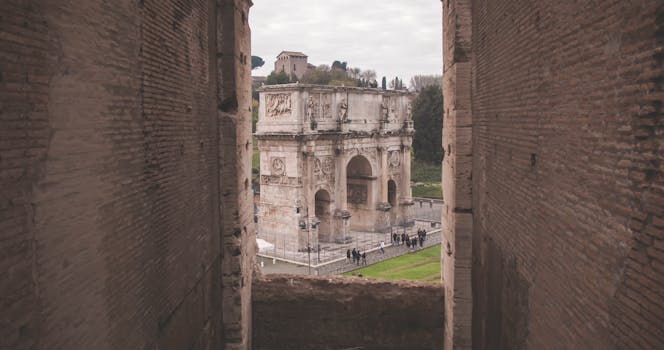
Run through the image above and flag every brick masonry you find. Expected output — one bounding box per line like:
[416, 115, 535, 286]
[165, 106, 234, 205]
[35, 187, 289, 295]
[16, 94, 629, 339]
[252, 275, 444, 350]
[2, 1, 662, 349]
[443, 0, 664, 349]
[0, 1, 254, 349]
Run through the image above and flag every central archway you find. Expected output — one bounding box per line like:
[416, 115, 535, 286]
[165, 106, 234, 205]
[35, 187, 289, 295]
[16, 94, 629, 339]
[346, 155, 375, 231]
[314, 189, 332, 242]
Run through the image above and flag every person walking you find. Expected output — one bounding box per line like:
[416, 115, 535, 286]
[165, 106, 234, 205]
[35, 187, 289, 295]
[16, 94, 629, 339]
[346, 249, 351, 263]
[361, 252, 367, 265]
[380, 241, 385, 254]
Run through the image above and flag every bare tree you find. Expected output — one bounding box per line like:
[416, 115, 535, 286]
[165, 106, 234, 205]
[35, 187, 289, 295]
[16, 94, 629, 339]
[409, 74, 442, 92]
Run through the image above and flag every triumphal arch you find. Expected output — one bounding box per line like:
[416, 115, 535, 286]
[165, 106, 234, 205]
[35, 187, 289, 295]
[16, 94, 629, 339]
[255, 84, 415, 251]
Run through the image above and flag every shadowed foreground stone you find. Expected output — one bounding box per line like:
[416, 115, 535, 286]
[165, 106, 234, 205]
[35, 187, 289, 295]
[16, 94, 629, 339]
[253, 275, 444, 350]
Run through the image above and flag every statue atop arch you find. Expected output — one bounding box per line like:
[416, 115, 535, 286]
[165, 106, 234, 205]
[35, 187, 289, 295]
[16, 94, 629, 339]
[255, 84, 415, 251]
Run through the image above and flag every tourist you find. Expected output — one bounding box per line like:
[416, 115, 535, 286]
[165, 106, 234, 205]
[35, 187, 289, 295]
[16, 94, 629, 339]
[392, 233, 398, 246]
[361, 252, 367, 265]
[401, 233, 407, 245]
[419, 236, 424, 248]
[346, 249, 351, 262]
[406, 238, 411, 248]
[380, 241, 385, 254]
[352, 248, 358, 264]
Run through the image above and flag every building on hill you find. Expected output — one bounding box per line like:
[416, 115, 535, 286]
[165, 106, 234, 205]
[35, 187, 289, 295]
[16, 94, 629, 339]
[274, 51, 309, 79]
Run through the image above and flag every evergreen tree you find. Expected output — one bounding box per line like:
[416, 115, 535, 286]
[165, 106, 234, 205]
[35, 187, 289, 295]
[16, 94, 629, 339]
[412, 85, 443, 163]
[251, 56, 265, 70]
[381, 76, 387, 90]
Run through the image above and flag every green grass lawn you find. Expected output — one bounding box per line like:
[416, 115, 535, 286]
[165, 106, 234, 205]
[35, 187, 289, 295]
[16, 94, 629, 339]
[343, 245, 441, 283]
[252, 148, 260, 170]
[411, 158, 442, 199]
[411, 158, 441, 183]
[412, 183, 442, 199]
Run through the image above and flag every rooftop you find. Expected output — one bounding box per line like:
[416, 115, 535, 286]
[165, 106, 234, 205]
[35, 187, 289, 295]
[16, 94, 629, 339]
[276, 50, 308, 58]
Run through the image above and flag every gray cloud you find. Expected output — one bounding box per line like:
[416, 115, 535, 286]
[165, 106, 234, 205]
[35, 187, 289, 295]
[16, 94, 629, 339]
[250, 0, 442, 85]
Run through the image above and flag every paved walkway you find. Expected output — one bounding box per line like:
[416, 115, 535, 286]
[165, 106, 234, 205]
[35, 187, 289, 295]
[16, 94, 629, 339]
[258, 229, 442, 276]
[258, 220, 439, 265]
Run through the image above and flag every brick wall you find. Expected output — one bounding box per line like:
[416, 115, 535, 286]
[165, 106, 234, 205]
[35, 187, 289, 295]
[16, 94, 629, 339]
[216, 0, 256, 348]
[462, 0, 663, 349]
[252, 275, 444, 350]
[0, 1, 254, 349]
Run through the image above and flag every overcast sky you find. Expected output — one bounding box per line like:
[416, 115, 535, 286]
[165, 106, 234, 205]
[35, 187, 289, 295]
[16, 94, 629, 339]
[250, 0, 442, 85]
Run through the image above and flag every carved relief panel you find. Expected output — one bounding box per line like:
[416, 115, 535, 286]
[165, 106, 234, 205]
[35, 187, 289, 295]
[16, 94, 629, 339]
[266, 93, 292, 118]
[313, 157, 335, 183]
[347, 184, 368, 205]
[270, 157, 286, 176]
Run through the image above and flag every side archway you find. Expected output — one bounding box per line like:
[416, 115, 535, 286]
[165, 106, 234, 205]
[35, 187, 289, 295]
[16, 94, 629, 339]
[314, 189, 332, 242]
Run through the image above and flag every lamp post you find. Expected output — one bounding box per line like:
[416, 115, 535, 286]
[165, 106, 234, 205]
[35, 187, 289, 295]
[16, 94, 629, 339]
[308, 217, 320, 274]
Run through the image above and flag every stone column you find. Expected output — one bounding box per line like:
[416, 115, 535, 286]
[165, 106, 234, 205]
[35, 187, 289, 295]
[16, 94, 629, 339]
[380, 147, 389, 202]
[304, 149, 317, 248]
[333, 150, 350, 242]
[402, 146, 412, 199]
[337, 152, 347, 210]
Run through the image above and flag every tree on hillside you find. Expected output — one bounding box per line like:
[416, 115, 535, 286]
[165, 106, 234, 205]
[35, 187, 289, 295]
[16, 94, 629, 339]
[251, 56, 265, 70]
[412, 85, 443, 163]
[409, 74, 442, 92]
[331, 60, 348, 71]
[389, 76, 405, 90]
[265, 70, 292, 85]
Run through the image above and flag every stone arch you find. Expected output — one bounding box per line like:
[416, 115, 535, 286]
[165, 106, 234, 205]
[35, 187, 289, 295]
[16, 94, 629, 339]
[314, 189, 332, 242]
[346, 154, 373, 178]
[346, 155, 376, 231]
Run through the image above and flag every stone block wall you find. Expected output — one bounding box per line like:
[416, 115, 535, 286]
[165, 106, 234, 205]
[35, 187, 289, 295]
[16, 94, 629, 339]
[442, 0, 663, 348]
[0, 0, 254, 349]
[252, 275, 444, 350]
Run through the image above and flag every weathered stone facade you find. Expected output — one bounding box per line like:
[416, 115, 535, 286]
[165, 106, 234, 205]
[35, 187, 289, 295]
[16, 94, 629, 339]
[255, 85, 414, 251]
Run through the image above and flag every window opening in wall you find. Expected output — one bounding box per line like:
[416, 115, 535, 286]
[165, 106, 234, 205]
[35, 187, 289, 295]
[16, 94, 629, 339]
[250, 0, 442, 280]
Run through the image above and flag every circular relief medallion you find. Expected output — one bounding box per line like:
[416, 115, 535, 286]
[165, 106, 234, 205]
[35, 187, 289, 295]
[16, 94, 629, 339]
[389, 151, 401, 168]
[271, 158, 286, 176]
